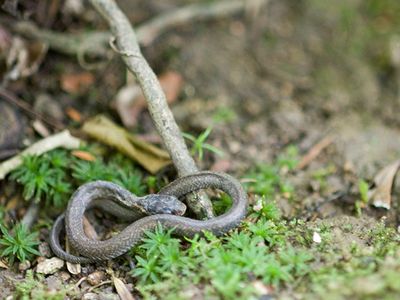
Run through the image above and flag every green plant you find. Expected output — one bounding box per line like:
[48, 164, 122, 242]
[245, 145, 298, 200]
[10, 151, 72, 207]
[212, 106, 237, 124]
[277, 145, 299, 171]
[131, 219, 308, 299]
[72, 156, 146, 195]
[0, 223, 40, 264]
[355, 179, 369, 216]
[212, 194, 232, 216]
[72, 158, 115, 183]
[182, 127, 224, 160]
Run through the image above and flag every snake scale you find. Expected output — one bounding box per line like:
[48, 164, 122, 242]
[49, 171, 248, 263]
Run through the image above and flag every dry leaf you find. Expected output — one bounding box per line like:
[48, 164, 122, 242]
[158, 71, 183, 104]
[370, 160, 400, 209]
[115, 84, 142, 128]
[66, 238, 81, 275]
[66, 107, 82, 122]
[0, 260, 9, 269]
[61, 72, 94, 94]
[113, 276, 135, 300]
[82, 115, 171, 174]
[115, 71, 183, 128]
[72, 150, 96, 161]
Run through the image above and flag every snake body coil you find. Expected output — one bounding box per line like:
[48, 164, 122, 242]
[50, 171, 248, 263]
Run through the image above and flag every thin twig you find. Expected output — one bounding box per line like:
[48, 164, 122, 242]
[0, 130, 82, 180]
[136, 0, 266, 46]
[0, 88, 63, 130]
[88, 0, 215, 218]
[12, 0, 266, 58]
[297, 135, 334, 170]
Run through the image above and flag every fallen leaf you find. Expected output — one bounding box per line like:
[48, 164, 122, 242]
[66, 107, 82, 122]
[0, 260, 8, 269]
[113, 276, 135, 300]
[115, 84, 142, 128]
[66, 239, 81, 275]
[72, 150, 96, 161]
[370, 160, 400, 209]
[158, 71, 183, 104]
[61, 72, 94, 94]
[82, 115, 171, 174]
[115, 71, 183, 128]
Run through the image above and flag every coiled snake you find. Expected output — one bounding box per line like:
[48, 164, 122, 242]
[49, 171, 248, 263]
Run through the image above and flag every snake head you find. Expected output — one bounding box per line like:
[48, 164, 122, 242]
[143, 195, 186, 216]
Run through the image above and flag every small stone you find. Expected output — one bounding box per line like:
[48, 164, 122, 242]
[59, 271, 71, 281]
[87, 271, 106, 286]
[252, 280, 272, 295]
[45, 275, 62, 290]
[82, 293, 99, 300]
[228, 141, 241, 154]
[18, 260, 31, 272]
[98, 292, 119, 300]
[313, 232, 322, 244]
[36, 257, 64, 275]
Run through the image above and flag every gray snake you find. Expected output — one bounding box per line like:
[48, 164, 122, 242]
[49, 171, 248, 263]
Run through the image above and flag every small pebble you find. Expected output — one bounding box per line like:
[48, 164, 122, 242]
[87, 270, 106, 286]
[45, 275, 62, 290]
[59, 271, 71, 281]
[36, 257, 64, 275]
[313, 232, 322, 244]
[98, 292, 119, 300]
[18, 260, 31, 272]
[82, 293, 99, 300]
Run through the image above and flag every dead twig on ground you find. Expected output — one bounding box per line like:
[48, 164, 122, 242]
[0, 88, 63, 130]
[0, 130, 82, 180]
[297, 135, 334, 170]
[12, 0, 267, 59]
[88, 0, 215, 218]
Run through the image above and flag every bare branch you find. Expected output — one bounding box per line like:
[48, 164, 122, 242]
[12, 0, 267, 58]
[88, 0, 215, 218]
[0, 130, 82, 180]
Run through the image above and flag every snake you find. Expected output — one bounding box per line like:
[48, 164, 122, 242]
[49, 171, 248, 263]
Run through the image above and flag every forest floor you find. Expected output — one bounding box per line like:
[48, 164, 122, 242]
[1, 0, 400, 299]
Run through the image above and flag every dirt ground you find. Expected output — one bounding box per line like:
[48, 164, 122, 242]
[1, 0, 400, 299]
